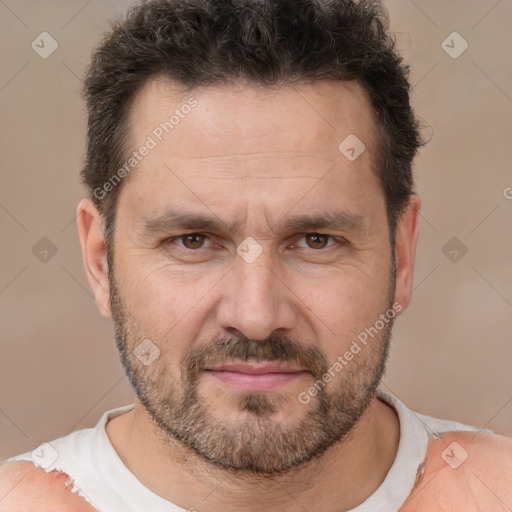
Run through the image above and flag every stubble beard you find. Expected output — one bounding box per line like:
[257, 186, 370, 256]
[107, 247, 395, 475]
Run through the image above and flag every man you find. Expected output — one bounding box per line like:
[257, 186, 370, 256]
[1, 0, 511, 510]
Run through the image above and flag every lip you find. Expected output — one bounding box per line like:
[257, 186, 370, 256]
[207, 362, 305, 374]
[204, 362, 309, 392]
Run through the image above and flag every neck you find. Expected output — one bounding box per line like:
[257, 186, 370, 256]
[106, 395, 399, 512]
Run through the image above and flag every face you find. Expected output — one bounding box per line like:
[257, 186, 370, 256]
[104, 78, 401, 474]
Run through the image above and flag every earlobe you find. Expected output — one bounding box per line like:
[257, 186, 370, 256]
[76, 198, 112, 319]
[393, 194, 421, 315]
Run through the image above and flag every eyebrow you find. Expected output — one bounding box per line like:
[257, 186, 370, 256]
[139, 208, 368, 237]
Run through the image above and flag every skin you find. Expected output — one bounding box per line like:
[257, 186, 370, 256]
[1, 78, 420, 511]
[0, 461, 97, 511]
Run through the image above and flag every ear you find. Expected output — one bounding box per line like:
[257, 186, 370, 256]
[76, 198, 112, 319]
[393, 194, 421, 315]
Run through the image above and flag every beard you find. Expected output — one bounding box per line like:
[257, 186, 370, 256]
[107, 247, 395, 476]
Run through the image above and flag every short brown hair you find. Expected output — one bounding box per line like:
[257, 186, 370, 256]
[81, 0, 423, 249]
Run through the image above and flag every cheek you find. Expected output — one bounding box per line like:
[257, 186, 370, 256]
[114, 257, 218, 349]
[301, 263, 392, 354]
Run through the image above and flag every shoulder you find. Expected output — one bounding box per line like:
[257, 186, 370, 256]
[425, 429, 512, 473]
[0, 460, 97, 511]
[401, 430, 512, 511]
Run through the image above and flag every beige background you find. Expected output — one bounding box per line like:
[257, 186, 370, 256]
[1, 0, 511, 460]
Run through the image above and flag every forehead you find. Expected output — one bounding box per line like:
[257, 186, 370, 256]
[117, 77, 382, 226]
[128, 77, 377, 158]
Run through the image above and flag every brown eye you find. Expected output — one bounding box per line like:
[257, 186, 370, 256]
[180, 234, 207, 249]
[304, 233, 331, 249]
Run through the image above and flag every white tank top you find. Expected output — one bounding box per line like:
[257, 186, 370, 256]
[4, 390, 486, 511]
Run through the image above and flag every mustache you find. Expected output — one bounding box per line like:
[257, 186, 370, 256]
[183, 334, 329, 382]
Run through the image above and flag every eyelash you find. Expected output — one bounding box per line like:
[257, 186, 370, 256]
[164, 233, 346, 253]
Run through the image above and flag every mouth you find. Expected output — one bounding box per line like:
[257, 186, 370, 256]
[204, 361, 310, 392]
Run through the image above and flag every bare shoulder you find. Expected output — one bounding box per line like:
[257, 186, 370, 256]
[400, 431, 512, 511]
[429, 430, 512, 469]
[0, 460, 97, 511]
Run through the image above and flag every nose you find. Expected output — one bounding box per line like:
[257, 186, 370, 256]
[216, 247, 298, 341]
